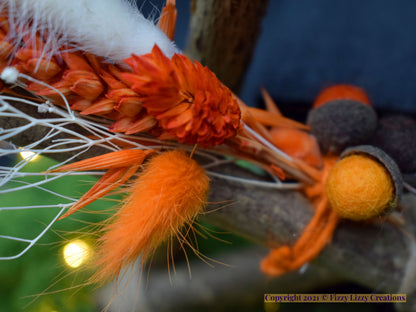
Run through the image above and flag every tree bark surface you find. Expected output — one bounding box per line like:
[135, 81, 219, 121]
[185, 0, 269, 93]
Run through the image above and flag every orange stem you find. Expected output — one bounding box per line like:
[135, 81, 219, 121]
[261, 156, 340, 277]
[157, 0, 177, 41]
[291, 210, 339, 269]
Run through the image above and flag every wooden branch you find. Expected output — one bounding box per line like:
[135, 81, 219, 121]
[185, 0, 269, 93]
[2, 101, 416, 311]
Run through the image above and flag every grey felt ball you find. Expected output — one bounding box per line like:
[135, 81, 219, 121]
[307, 100, 377, 154]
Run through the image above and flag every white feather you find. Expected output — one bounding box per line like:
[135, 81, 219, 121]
[2, 0, 179, 62]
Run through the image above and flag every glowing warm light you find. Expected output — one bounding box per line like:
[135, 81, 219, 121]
[63, 239, 91, 268]
[20, 150, 39, 161]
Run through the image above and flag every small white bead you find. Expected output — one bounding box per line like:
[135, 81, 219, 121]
[0, 67, 20, 84]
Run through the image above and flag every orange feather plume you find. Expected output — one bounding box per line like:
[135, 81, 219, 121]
[92, 149, 210, 284]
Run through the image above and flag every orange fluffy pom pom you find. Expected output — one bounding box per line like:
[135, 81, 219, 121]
[92, 149, 209, 284]
[325, 154, 394, 221]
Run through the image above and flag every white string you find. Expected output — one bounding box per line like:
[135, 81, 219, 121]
[242, 121, 293, 161]
[206, 171, 301, 190]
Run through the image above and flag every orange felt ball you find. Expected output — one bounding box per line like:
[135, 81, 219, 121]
[325, 154, 394, 221]
[313, 84, 371, 108]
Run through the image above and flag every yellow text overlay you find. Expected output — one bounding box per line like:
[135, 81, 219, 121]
[264, 294, 406, 303]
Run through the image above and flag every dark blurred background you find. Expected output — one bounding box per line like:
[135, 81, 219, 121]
[144, 0, 416, 115]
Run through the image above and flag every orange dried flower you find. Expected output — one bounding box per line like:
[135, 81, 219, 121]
[122, 45, 241, 147]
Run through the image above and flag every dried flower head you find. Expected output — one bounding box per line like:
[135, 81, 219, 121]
[122, 45, 241, 147]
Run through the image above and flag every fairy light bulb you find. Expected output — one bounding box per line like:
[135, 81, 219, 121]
[19, 150, 39, 161]
[63, 239, 91, 268]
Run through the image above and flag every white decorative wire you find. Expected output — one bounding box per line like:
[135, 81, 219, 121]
[0, 69, 300, 260]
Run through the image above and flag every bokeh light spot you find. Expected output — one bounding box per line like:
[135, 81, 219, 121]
[63, 239, 90, 268]
[20, 150, 39, 161]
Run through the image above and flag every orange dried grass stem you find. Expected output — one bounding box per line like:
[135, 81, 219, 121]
[50, 149, 154, 219]
[50, 149, 151, 172]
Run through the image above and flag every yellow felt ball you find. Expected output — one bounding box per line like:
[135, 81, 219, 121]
[325, 154, 394, 221]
